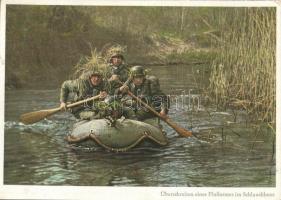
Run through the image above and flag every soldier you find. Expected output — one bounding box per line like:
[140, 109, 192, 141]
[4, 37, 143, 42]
[107, 53, 131, 83]
[118, 65, 169, 121]
[59, 70, 109, 120]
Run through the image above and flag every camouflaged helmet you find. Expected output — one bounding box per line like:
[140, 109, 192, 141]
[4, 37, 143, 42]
[130, 65, 146, 77]
[109, 53, 124, 63]
[89, 69, 103, 77]
[105, 44, 127, 63]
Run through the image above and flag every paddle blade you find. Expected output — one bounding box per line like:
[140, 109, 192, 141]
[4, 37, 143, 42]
[19, 107, 61, 125]
[173, 125, 193, 137]
[166, 119, 193, 137]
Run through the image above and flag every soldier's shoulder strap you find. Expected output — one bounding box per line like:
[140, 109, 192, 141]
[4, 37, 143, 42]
[122, 63, 131, 71]
[62, 78, 82, 89]
[146, 75, 160, 84]
[145, 75, 162, 94]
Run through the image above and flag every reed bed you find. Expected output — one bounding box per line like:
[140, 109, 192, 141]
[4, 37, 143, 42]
[209, 8, 276, 124]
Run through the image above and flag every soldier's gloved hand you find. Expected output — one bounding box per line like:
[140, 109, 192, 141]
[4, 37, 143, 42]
[159, 109, 168, 119]
[99, 91, 108, 99]
[109, 74, 120, 82]
[119, 85, 129, 93]
[60, 102, 67, 111]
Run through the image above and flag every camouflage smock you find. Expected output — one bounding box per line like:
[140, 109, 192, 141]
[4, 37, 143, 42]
[60, 78, 109, 103]
[123, 75, 169, 112]
[107, 63, 131, 83]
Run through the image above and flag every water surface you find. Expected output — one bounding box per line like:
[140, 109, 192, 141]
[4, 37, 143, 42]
[4, 65, 275, 186]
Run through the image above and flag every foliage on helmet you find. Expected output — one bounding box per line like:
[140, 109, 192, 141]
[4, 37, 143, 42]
[73, 48, 108, 80]
[102, 44, 127, 63]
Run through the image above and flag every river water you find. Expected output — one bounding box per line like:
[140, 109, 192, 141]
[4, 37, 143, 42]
[4, 65, 275, 186]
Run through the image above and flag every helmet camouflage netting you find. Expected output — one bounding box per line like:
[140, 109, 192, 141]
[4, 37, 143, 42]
[102, 44, 127, 63]
[74, 49, 108, 80]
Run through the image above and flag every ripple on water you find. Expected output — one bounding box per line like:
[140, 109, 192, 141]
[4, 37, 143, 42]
[4, 89, 276, 186]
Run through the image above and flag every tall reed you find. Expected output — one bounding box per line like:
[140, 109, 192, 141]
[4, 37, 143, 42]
[209, 8, 276, 124]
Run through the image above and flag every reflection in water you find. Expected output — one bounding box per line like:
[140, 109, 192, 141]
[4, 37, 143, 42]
[4, 65, 275, 186]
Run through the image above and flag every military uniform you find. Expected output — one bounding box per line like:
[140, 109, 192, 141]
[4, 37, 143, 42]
[107, 63, 131, 83]
[106, 53, 131, 92]
[60, 78, 111, 120]
[119, 65, 169, 121]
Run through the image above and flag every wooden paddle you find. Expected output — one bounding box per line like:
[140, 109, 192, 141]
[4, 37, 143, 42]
[118, 80, 193, 137]
[19, 94, 101, 125]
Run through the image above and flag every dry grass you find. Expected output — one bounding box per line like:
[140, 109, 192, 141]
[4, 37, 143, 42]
[72, 44, 127, 78]
[71, 44, 127, 92]
[72, 48, 107, 79]
[101, 43, 127, 62]
[209, 8, 276, 124]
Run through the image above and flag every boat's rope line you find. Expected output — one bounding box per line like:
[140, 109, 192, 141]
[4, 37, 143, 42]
[145, 131, 168, 146]
[89, 132, 147, 152]
[66, 130, 168, 152]
[66, 134, 90, 143]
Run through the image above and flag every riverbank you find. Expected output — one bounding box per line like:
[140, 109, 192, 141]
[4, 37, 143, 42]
[5, 6, 215, 89]
[5, 32, 214, 89]
[127, 33, 214, 66]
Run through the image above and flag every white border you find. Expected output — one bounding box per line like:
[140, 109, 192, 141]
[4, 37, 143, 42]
[0, 0, 6, 191]
[0, 186, 278, 199]
[1, 0, 279, 7]
[0, 1, 280, 200]
[276, 2, 281, 200]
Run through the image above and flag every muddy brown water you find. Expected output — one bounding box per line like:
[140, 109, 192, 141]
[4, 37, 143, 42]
[4, 65, 275, 186]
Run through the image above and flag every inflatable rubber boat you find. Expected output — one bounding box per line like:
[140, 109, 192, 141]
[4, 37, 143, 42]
[66, 117, 168, 152]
